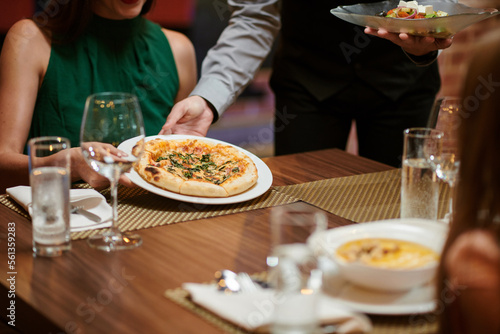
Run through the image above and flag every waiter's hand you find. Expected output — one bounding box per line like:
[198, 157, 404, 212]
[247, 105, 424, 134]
[159, 96, 214, 137]
[364, 27, 452, 56]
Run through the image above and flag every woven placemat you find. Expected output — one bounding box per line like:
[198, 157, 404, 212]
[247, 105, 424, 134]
[165, 287, 253, 334]
[275, 169, 450, 223]
[0, 169, 450, 240]
[164, 284, 438, 334]
[164, 272, 269, 334]
[0, 186, 299, 240]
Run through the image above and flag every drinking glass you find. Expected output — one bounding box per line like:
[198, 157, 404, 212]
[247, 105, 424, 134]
[267, 204, 327, 334]
[401, 128, 443, 220]
[80, 92, 145, 251]
[29, 136, 71, 256]
[428, 97, 461, 220]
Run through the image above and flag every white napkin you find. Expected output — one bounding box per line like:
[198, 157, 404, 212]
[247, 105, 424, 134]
[183, 283, 372, 334]
[6, 186, 112, 232]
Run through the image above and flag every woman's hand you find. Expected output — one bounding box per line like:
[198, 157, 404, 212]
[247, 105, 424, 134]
[70, 145, 136, 190]
[364, 27, 452, 56]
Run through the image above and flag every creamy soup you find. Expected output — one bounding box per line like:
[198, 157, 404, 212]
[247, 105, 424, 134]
[336, 238, 439, 269]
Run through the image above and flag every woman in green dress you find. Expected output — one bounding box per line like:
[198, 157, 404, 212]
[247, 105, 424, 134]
[0, 0, 197, 193]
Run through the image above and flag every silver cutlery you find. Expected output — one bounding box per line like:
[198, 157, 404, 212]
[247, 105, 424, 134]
[70, 205, 101, 223]
[215, 270, 268, 293]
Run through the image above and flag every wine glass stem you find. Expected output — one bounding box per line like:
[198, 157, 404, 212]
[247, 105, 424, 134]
[109, 178, 120, 234]
[448, 194, 453, 216]
[447, 181, 455, 218]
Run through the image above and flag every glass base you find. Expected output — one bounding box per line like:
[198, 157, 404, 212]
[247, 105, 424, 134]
[439, 211, 452, 224]
[271, 322, 318, 334]
[33, 242, 71, 257]
[87, 231, 142, 251]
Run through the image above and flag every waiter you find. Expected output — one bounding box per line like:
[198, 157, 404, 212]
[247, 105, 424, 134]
[160, 0, 452, 167]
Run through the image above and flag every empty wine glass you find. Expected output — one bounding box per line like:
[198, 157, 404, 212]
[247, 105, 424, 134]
[80, 92, 145, 251]
[428, 97, 461, 220]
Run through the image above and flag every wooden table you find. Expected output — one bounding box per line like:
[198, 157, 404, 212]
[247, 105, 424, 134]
[0, 149, 392, 334]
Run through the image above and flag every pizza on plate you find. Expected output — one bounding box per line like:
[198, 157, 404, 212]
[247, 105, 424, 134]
[132, 138, 258, 197]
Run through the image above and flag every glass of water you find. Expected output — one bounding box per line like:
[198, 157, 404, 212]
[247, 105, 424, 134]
[401, 128, 443, 221]
[267, 203, 327, 334]
[427, 97, 461, 220]
[28, 136, 71, 257]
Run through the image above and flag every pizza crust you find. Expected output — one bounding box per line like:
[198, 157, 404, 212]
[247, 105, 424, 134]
[133, 138, 258, 198]
[181, 180, 227, 197]
[221, 166, 258, 196]
[138, 164, 183, 193]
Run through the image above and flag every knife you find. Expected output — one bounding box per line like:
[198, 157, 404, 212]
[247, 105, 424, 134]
[70, 205, 102, 223]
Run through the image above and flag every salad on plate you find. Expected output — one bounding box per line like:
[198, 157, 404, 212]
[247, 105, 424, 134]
[379, 0, 448, 19]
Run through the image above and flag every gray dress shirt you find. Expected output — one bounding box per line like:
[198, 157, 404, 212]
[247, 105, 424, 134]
[190, 0, 281, 118]
[190, 0, 438, 118]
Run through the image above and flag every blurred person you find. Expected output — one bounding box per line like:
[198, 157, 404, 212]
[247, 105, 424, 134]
[437, 29, 500, 334]
[0, 0, 196, 192]
[161, 0, 452, 167]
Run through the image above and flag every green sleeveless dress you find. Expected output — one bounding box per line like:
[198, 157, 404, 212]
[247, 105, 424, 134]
[31, 15, 179, 147]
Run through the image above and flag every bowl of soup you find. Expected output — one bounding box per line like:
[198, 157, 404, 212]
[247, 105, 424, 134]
[308, 218, 447, 292]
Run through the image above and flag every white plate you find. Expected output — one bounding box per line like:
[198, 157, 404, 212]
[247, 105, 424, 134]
[331, 0, 499, 38]
[322, 272, 437, 315]
[310, 218, 449, 315]
[117, 135, 273, 205]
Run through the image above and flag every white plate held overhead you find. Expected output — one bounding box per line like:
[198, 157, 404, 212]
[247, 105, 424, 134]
[331, 0, 499, 38]
[117, 135, 273, 205]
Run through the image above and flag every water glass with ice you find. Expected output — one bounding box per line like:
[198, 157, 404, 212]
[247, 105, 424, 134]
[401, 128, 443, 220]
[267, 204, 327, 334]
[28, 136, 71, 256]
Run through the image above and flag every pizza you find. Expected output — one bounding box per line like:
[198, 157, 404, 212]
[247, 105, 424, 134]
[132, 138, 258, 197]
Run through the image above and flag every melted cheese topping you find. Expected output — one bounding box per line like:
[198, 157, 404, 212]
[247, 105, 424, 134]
[336, 238, 439, 269]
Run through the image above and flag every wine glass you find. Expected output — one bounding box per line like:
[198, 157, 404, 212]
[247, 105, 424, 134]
[428, 97, 461, 220]
[80, 92, 145, 251]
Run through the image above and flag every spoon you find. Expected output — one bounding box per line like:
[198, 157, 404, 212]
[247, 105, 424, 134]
[215, 270, 268, 293]
[215, 270, 241, 293]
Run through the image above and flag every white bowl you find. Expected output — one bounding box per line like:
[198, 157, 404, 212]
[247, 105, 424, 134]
[308, 218, 448, 292]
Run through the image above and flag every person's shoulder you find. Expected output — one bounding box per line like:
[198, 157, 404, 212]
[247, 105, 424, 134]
[2, 20, 50, 73]
[445, 229, 500, 287]
[161, 28, 194, 57]
[4, 19, 50, 55]
[447, 229, 500, 264]
[6, 19, 47, 43]
[451, 229, 499, 259]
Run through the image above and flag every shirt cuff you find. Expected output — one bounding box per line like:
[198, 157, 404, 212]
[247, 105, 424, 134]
[190, 77, 237, 122]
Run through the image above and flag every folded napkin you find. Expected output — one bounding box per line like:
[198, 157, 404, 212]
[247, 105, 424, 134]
[183, 283, 372, 334]
[6, 186, 112, 232]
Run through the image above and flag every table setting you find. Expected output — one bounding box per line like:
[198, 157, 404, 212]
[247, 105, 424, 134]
[169, 197, 376, 334]
[161, 120, 458, 333]
[1, 144, 452, 333]
[169, 205, 446, 333]
[181, 281, 373, 334]
[5, 186, 112, 232]
[167, 214, 448, 334]
[0, 85, 459, 333]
